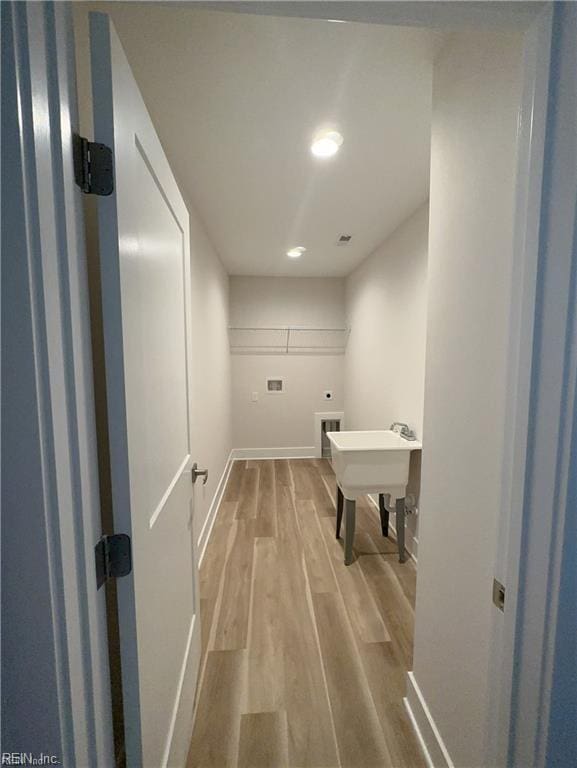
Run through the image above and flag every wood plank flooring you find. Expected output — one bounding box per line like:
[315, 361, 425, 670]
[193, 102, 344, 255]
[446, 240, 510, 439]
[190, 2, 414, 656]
[187, 459, 425, 768]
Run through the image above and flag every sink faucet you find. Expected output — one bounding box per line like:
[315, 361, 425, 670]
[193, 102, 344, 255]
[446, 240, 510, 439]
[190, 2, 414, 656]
[390, 422, 417, 441]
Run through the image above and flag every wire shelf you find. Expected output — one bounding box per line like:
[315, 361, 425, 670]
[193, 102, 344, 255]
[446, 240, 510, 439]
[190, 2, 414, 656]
[228, 326, 350, 354]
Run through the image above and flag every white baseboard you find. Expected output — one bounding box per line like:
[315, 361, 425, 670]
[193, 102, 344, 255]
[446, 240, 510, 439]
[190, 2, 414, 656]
[197, 451, 234, 567]
[404, 671, 454, 768]
[367, 494, 419, 564]
[230, 446, 315, 460]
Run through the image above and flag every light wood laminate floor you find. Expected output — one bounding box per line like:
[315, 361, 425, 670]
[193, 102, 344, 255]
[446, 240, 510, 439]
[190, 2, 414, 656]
[187, 459, 426, 768]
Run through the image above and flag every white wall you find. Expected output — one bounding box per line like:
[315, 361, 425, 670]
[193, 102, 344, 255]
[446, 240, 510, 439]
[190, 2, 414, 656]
[344, 203, 429, 557]
[230, 276, 346, 328]
[345, 203, 428, 437]
[230, 277, 345, 451]
[187, 213, 232, 549]
[411, 31, 523, 766]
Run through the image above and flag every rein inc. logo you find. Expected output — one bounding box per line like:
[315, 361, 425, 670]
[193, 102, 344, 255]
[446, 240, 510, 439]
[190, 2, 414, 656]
[1, 755, 60, 766]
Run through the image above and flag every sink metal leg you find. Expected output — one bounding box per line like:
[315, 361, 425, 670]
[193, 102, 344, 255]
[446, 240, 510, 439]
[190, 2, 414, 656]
[344, 499, 356, 566]
[378, 493, 390, 537]
[336, 485, 344, 539]
[396, 497, 406, 563]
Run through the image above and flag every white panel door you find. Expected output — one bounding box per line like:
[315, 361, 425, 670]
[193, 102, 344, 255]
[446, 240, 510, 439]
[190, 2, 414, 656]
[90, 13, 200, 767]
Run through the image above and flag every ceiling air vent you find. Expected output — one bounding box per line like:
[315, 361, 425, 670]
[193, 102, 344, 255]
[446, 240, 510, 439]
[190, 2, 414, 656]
[337, 234, 352, 245]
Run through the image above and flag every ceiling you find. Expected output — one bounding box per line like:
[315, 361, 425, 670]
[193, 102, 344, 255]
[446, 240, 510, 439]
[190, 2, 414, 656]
[82, 4, 443, 276]
[195, 2, 543, 32]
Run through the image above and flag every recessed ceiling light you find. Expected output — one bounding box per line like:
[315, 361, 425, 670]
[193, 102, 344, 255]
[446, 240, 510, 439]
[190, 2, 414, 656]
[311, 130, 343, 159]
[287, 246, 306, 259]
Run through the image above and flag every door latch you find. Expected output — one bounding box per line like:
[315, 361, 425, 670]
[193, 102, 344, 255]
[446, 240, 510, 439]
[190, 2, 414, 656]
[492, 578, 506, 612]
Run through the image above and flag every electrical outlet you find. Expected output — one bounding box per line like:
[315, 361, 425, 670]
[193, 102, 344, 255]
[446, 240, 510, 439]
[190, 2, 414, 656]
[251, 391, 258, 402]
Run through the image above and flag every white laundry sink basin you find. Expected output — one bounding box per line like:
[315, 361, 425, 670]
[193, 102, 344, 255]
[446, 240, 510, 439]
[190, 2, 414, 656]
[326, 429, 422, 501]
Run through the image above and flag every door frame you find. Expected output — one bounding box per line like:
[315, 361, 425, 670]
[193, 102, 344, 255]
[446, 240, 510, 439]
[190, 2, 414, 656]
[484, 3, 559, 765]
[493, 4, 577, 766]
[7, 1, 574, 766]
[1, 2, 114, 765]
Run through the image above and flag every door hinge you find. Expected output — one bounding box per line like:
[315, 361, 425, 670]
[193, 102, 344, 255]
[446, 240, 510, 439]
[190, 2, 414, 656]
[73, 134, 114, 196]
[95, 534, 132, 590]
[492, 578, 506, 612]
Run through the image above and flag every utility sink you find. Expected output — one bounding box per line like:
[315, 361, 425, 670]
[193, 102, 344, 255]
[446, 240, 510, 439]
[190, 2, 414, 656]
[326, 430, 422, 565]
[327, 430, 422, 501]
